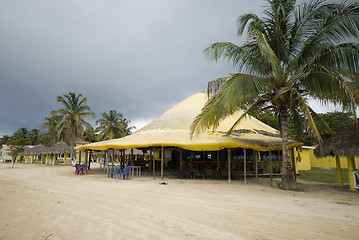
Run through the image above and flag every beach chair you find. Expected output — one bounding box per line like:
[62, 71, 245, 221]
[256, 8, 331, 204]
[75, 164, 85, 175]
[204, 168, 214, 179]
[353, 171, 359, 190]
[180, 170, 191, 179]
[121, 166, 132, 180]
[220, 169, 228, 179]
[110, 165, 122, 179]
[192, 169, 204, 179]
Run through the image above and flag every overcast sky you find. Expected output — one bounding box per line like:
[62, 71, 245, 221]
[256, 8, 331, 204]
[0, 0, 345, 137]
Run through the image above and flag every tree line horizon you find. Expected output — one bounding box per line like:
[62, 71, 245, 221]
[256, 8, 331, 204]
[1, 92, 135, 148]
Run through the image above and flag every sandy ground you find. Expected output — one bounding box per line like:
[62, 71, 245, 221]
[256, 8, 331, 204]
[0, 163, 358, 240]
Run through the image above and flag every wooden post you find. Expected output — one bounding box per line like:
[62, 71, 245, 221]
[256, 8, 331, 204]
[335, 155, 344, 187]
[103, 151, 107, 171]
[46, 154, 49, 165]
[79, 151, 82, 164]
[161, 147, 164, 181]
[84, 150, 88, 174]
[41, 155, 44, 164]
[107, 150, 110, 178]
[227, 148, 231, 183]
[63, 153, 67, 165]
[269, 151, 273, 183]
[89, 150, 92, 167]
[217, 151, 220, 176]
[131, 149, 134, 166]
[244, 149, 247, 184]
[153, 148, 156, 180]
[348, 156, 357, 191]
[254, 151, 258, 182]
[112, 149, 115, 168]
[31, 155, 34, 164]
[52, 154, 56, 165]
[179, 149, 183, 174]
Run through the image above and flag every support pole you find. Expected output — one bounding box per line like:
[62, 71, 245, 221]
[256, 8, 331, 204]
[84, 150, 88, 174]
[112, 149, 115, 168]
[179, 149, 183, 175]
[161, 147, 164, 181]
[131, 149, 134, 166]
[244, 149, 247, 184]
[31, 155, 34, 164]
[348, 156, 357, 191]
[269, 151, 273, 183]
[254, 151, 258, 182]
[79, 151, 82, 164]
[63, 153, 67, 165]
[335, 155, 343, 187]
[153, 148, 156, 180]
[52, 154, 56, 165]
[89, 150, 92, 169]
[227, 148, 231, 183]
[107, 150, 110, 178]
[217, 151, 220, 176]
[46, 154, 49, 165]
[103, 151, 107, 171]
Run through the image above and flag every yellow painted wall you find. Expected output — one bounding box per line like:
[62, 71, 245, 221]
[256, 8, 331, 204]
[294, 147, 359, 170]
[294, 148, 312, 172]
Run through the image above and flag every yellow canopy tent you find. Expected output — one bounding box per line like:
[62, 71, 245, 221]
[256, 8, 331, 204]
[76, 92, 301, 152]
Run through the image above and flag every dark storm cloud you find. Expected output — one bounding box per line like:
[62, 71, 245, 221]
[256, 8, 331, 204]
[0, 0, 267, 135]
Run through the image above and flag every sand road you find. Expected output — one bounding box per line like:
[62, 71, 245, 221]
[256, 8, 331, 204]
[0, 163, 358, 240]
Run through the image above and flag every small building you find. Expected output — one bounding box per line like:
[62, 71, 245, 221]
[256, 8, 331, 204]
[0, 145, 12, 162]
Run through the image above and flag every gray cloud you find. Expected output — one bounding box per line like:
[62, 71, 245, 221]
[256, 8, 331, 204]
[1, 0, 337, 136]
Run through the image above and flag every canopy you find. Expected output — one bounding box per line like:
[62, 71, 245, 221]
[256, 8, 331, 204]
[76, 93, 301, 152]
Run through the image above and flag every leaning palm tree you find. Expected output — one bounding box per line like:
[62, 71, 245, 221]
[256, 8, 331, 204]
[191, 0, 359, 189]
[52, 92, 96, 151]
[96, 110, 134, 141]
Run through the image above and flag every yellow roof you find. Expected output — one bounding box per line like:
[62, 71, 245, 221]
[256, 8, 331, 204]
[76, 93, 301, 152]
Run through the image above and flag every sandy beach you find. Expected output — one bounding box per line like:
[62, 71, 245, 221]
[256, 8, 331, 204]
[0, 163, 358, 240]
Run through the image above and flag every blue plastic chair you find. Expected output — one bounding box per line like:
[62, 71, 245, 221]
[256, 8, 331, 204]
[109, 165, 121, 179]
[121, 166, 132, 180]
[75, 164, 85, 175]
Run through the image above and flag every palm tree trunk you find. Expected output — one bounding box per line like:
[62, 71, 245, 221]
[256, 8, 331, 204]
[280, 109, 297, 189]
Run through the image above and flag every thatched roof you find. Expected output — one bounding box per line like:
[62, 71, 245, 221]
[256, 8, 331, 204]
[46, 141, 74, 154]
[30, 144, 48, 155]
[314, 123, 359, 158]
[18, 146, 34, 156]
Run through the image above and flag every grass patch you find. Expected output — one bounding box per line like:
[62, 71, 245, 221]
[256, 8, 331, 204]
[297, 169, 348, 184]
[288, 187, 305, 192]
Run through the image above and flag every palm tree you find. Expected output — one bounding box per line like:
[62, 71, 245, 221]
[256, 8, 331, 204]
[191, 0, 359, 189]
[27, 129, 40, 145]
[83, 125, 97, 142]
[96, 110, 134, 141]
[52, 92, 96, 149]
[41, 113, 64, 146]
